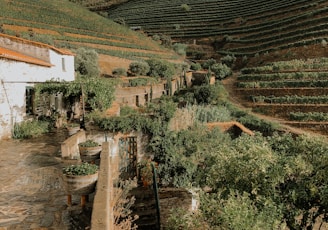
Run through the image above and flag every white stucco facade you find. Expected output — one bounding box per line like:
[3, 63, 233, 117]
[0, 34, 75, 139]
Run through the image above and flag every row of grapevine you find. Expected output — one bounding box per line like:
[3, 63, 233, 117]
[234, 58, 328, 134]
[0, 0, 180, 61]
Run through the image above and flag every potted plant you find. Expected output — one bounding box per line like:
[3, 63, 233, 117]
[66, 122, 80, 136]
[78, 139, 102, 163]
[138, 159, 153, 187]
[62, 162, 99, 196]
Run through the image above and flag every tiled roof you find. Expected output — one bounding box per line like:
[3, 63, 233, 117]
[0, 33, 74, 56]
[0, 46, 53, 67]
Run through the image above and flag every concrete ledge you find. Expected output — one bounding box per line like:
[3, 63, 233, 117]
[61, 130, 86, 159]
[91, 142, 112, 230]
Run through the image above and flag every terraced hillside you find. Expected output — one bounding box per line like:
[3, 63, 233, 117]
[230, 58, 328, 135]
[106, 0, 328, 65]
[0, 0, 181, 74]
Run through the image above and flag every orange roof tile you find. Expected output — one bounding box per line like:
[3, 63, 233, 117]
[0, 47, 53, 67]
[0, 33, 74, 56]
[206, 121, 254, 136]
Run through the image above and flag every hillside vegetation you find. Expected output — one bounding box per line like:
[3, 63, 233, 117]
[106, 0, 328, 65]
[0, 0, 181, 74]
[105, 0, 328, 135]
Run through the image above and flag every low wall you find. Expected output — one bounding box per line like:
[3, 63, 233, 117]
[91, 142, 112, 230]
[60, 130, 86, 159]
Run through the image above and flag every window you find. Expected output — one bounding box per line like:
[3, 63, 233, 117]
[25, 87, 34, 115]
[61, 57, 66, 71]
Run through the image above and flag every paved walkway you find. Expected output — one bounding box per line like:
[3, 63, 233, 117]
[0, 129, 91, 229]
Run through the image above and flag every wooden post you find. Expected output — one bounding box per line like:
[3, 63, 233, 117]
[81, 195, 87, 208]
[67, 195, 72, 206]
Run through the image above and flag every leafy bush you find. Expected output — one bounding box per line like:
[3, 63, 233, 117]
[202, 58, 217, 69]
[75, 48, 100, 77]
[62, 162, 98, 175]
[194, 83, 227, 105]
[195, 105, 232, 123]
[146, 59, 175, 79]
[129, 61, 150, 76]
[220, 54, 236, 67]
[210, 63, 232, 79]
[172, 43, 188, 56]
[12, 120, 49, 139]
[112, 68, 127, 76]
[190, 62, 202, 71]
[129, 78, 150, 87]
[180, 4, 191, 11]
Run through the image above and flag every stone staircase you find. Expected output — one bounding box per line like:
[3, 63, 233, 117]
[129, 186, 159, 230]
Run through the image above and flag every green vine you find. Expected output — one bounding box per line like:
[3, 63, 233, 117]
[35, 77, 118, 112]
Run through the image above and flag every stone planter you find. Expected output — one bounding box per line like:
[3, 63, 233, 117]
[63, 172, 98, 196]
[79, 145, 102, 163]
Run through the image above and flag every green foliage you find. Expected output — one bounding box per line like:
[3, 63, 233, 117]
[146, 59, 176, 79]
[129, 61, 150, 76]
[202, 58, 217, 70]
[35, 77, 116, 112]
[289, 112, 328, 121]
[112, 68, 127, 77]
[128, 77, 155, 87]
[159, 34, 172, 48]
[190, 62, 202, 71]
[62, 162, 98, 175]
[193, 83, 227, 105]
[75, 48, 100, 77]
[78, 139, 100, 147]
[120, 105, 137, 116]
[194, 105, 232, 123]
[210, 63, 232, 79]
[201, 191, 283, 229]
[166, 208, 207, 230]
[12, 120, 50, 139]
[172, 43, 188, 56]
[220, 54, 236, 68]
[180, 4, 191, 11]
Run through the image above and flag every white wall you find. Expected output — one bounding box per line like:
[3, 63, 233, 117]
[0, 52, 75, 139]
[0, 54, 74, 82]
[0, 81, 27, 139]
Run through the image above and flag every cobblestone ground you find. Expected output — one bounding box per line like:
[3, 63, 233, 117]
[0, 129, 92, 230]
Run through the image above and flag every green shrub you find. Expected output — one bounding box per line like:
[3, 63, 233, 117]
[194, 83, 228, 105]
[120, 106, 137, 116]
[12, 120, 50, 139]
[112, 68, 127, 76]
[129, 61, 150, 76]
[160, 34, 172, 48]
[211, 63, 232, 79]
[195, 105, 232, 123]
[129, 78, 150, 87]
[190, 62, 202, 71]
[172, 43, 187, 56]
[202, 58, 217, 69]
[180, 4, 191, 11]
[220, 54, 236, 67]
[75, 48, 100, 77]
[146, 59, 175, 79]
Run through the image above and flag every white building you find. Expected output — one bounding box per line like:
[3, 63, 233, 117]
[0, 33, 75, 139]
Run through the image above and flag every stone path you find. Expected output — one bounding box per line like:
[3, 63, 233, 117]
[0, 129, 91, 230]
